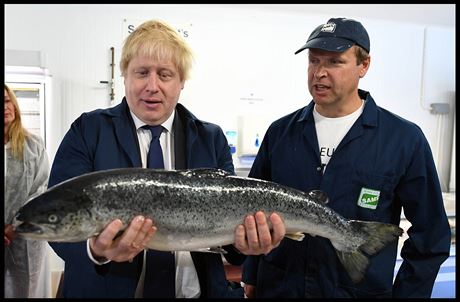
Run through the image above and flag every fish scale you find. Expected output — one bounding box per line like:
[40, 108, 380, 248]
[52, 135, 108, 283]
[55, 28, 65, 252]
[13, 167, 403, 284]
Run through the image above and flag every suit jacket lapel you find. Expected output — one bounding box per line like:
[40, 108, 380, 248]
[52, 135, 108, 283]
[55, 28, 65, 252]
[173, 109, 187, 170]
[109, 100, 142, 167]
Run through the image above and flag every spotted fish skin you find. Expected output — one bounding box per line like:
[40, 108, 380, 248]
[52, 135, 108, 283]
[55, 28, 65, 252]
[13, 168, 403, 283]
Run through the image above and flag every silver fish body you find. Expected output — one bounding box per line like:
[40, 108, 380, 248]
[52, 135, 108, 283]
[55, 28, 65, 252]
[13, 168, 403, 283]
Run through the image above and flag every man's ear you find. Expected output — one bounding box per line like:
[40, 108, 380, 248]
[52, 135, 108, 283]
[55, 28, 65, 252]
[359, 55, 371, 78]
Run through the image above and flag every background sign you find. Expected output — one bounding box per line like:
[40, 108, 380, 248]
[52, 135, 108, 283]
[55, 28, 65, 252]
[122, 18, 192, 41]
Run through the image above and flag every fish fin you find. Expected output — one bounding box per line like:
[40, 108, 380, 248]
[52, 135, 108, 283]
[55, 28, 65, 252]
[285, 232, 305, 241]
[308, 190, 329, 204]
[335, 250, 369, 284]
[194, 247, 228, 254]
[334, 220, 403, 284]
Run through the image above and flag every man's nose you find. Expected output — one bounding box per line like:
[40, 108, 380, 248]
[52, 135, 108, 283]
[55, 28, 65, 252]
[314, 65, 327, 78]
[146, 74, 160, 93]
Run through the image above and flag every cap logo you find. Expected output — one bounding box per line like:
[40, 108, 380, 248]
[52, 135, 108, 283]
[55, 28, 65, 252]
[321, 23, 336, 33]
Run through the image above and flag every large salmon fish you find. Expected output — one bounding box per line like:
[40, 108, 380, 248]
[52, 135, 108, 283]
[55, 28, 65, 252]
[13, 168, 403, 283]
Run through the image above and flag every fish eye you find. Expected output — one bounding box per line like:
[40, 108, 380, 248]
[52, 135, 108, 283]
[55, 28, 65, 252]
[48, 214, 58, 223]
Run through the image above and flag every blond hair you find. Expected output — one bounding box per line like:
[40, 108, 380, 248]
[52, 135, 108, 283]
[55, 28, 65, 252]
[120, 19, 193, 81]
[5, 84, 29, 160]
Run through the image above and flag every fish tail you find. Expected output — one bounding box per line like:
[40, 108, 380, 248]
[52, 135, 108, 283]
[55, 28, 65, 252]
[335, 249, 369, 284]
[335, 220, 403, 283]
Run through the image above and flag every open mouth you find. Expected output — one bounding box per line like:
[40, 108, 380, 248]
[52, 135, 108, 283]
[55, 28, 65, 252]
[314, 84, 330, 90]
[142, 99, 163, 110]
[143, 98, 162, 104]
[14, 222, 44, 235]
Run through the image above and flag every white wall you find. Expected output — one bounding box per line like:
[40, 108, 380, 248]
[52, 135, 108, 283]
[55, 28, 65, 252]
[5, 4, 455, 183]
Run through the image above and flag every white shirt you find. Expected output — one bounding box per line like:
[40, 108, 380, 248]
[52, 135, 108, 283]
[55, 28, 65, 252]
[313, 100, 365, 173]
[87, 109, 200, 298]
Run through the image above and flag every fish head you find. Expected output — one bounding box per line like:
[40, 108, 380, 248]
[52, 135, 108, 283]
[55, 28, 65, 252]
[12, 187, 98, 242]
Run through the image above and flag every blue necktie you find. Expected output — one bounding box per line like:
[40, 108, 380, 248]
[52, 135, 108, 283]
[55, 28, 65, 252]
[144, 125, 165, 169]
[142, 125, 176, 298]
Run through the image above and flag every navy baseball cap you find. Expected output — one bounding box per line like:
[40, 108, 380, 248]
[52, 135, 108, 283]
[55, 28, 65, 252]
[295, 17, 370, 54]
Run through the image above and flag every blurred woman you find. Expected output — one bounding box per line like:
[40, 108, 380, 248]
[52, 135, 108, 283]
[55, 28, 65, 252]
[4, 84, 50, 298]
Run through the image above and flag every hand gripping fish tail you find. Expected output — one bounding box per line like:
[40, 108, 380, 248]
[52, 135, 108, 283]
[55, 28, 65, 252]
[11, 167, 403, 284]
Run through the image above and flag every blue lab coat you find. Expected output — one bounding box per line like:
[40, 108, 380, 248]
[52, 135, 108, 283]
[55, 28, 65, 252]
[48, 98, 244, 298]
[242, 89, 450, 298]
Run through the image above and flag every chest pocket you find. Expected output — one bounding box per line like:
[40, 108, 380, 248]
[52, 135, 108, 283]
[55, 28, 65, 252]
[344, 170, 398, 222]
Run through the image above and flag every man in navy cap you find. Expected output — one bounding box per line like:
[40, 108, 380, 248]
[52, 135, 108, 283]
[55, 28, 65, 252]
[241, 17, 450, 298]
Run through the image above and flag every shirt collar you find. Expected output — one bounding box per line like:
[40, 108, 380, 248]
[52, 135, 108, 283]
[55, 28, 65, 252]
[130, 110, 175, 133]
